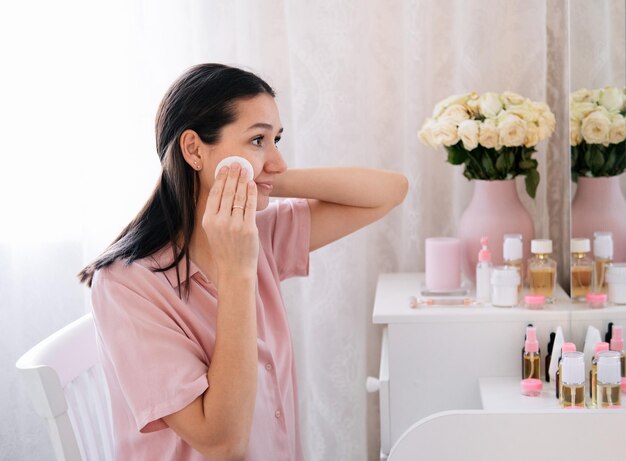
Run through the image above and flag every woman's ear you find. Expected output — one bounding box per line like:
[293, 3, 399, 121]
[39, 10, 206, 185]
[179, 129, 204, 171]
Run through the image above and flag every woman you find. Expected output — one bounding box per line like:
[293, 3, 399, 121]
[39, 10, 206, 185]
[79, 63, 407, 461]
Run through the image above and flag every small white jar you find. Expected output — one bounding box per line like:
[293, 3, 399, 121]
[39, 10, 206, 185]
[607, 263, 626, 304]
[491, 266, 520, 307]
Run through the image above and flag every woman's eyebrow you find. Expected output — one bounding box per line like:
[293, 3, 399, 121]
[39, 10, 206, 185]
[246, 122, 284, 134]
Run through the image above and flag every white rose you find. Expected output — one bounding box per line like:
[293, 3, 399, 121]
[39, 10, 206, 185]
[570, 102, 597, 122]
[537, 110, 556, 140]
[570, 120, 582, 146]
[581, 110, 611, 144]
[609, 114, 626, 144]
[599, 87, 624, 113]
[418, 118, 441, 148]
[498, 114, 527, 147]
[506, 102, 539, 123]
[457, 119, 479, 150]
[478, 119, 499, 149]
[466, 92, 481, 116]
[478, 92, 503, 117]
[433, 119, 460, 146]
[432, 92, 475, 117]
[570, 88, 595, 103]
[440, 104, 470, 124]
[500, 91, 525, 106]
[524, 122, 540, 147]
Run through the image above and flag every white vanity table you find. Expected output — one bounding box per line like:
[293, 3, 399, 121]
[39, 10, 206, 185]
[371, 272, 626, 460]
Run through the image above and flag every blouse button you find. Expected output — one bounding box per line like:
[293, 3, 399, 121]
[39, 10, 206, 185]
[275, 410, 281, 419]
[265, 363, 273, 371]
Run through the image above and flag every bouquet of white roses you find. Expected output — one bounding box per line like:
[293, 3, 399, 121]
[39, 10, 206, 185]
[418, 91, 556, 198]
[570, 86, 626, 181]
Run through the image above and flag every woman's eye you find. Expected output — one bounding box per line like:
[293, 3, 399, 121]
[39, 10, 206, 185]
[274, 136, 281, 145]
[252, 136, 263, 146]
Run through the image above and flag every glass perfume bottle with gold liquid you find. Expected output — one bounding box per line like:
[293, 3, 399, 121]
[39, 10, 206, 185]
[528, 239, 557, 302]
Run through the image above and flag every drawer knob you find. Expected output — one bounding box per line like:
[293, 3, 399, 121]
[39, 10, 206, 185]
[366, 376, 380, 393]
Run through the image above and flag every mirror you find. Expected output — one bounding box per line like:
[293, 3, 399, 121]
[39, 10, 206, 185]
[569, 0, 626, 299]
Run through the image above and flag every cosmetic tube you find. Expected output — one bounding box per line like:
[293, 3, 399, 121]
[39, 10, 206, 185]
[561, 351, 586, 408]
[476, 237, 492, 303]
[590, 342, 609, 407]
[556, 342, 576, 403]
[597, 351, 622, 408]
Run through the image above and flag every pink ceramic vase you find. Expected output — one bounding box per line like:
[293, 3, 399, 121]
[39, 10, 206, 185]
[571, 175, 626, 263]
[457, 179, 535, 282]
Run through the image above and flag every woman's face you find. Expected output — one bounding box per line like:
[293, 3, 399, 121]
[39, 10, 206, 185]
[202, 93, 287, 210]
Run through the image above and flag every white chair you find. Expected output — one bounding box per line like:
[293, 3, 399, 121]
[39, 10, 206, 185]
[16, 313, 114, 461]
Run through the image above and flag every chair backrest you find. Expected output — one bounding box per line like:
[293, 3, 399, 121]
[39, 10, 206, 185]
[16, 313, 114, 461]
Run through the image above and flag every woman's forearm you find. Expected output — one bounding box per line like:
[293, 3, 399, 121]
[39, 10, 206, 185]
[272, 167, 408, 209]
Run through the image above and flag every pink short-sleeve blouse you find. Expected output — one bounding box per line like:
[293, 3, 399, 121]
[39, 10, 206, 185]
[91, 199, 310, 461]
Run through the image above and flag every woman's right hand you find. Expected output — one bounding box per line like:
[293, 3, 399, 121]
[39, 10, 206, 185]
[203, 163, 259, 279]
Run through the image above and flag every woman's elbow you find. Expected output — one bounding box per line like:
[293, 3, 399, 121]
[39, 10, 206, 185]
[391, 173, 409, 207]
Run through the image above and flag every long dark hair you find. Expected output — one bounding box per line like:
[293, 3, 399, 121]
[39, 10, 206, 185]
[78, 63, 275, 294]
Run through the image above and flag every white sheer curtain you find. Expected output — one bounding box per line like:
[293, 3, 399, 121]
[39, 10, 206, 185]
[1, 1, 575, 460]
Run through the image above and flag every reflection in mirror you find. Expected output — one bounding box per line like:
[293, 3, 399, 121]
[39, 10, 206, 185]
[569, 0, 626, 300]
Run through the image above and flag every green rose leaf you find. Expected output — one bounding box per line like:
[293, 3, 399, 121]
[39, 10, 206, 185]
[446, 145, 467, 165]
[525, 169, 539, 199]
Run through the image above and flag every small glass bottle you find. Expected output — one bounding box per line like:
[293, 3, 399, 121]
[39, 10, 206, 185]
[528, 239, 557, 302]
[561, 351, 585, 408]
[503, 233, 524, 294]
[523, 326, 541, 380]
[590, 342, 609, 407]
[607, 263, 626, 305]
[570, 238, 593, 302]
[609, 325, 625, 380]
[476, 236, 493, 303]
[593, 231, 613, 294]
[597, 351, 622, 408]
[555, 342, 576, 404]
[491, 266, 520, 307]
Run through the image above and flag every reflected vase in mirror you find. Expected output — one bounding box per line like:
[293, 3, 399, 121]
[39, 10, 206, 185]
[571, 175, 626, 263]
[458, 179, 534, 283]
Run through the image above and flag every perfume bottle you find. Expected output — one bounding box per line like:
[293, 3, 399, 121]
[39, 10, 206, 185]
[503, 233, 523, 293]
[561, 351, 586, 408]
[597, 351, 622, 408]
[570, 238, 593, 302]
[523, 326, 541, 380]
[555, 342, 576, 404]
[593, 231, 613, 294]
[476, 237, 492, 303]
[528, 239, 557, 301]
[590, 342, 609, 407]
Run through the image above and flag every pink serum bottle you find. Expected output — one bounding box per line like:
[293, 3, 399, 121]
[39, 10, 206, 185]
[561, 351, 586, 408]
[523, 326, 541, 380]
[476, 237, 493, 303]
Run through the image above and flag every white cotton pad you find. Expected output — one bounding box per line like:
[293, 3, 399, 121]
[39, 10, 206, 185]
[214, 156, 254, 181]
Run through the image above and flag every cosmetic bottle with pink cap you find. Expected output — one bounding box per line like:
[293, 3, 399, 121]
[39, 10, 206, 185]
[522, 326, 541, 380]
[609, 325, 626, 393]
[475, 237, 492, 303]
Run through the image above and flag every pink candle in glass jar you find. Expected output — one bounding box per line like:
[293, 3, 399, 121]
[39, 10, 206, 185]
[425, 237, 462, 291]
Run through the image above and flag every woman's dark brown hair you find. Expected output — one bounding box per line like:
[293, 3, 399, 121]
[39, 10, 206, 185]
[78, 64, 275, 295]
